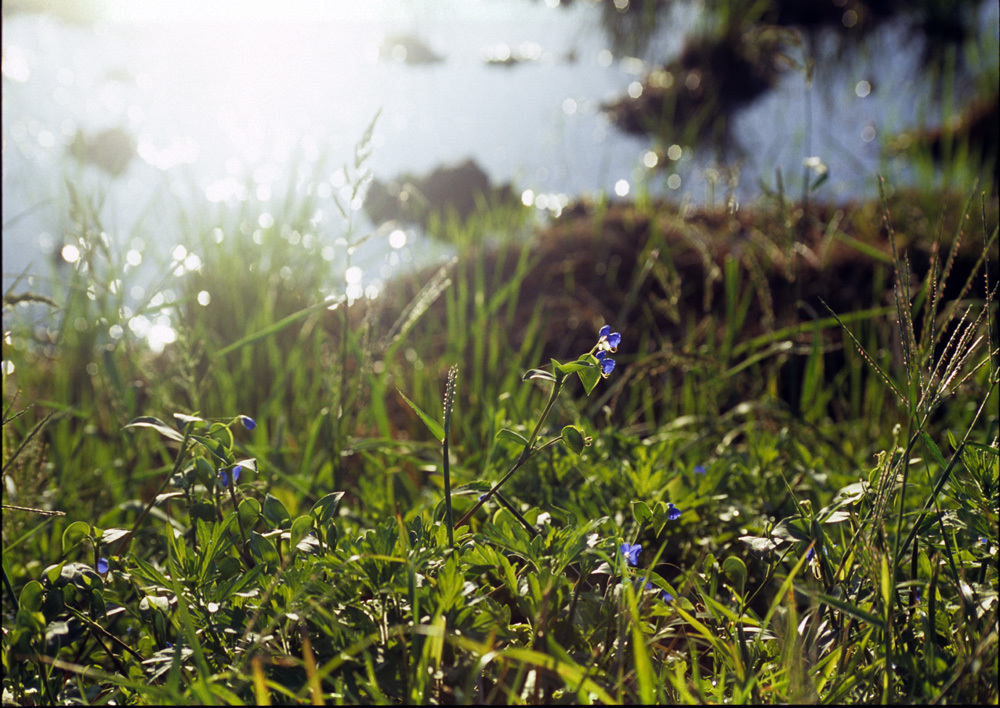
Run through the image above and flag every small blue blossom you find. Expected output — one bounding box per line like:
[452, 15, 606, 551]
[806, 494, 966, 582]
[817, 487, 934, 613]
[661, 591, 674, 603]
[914, 588, 922, 604]
[806, 547, 816, 561]
[598, 325, 621, 352]
[620, 542, 641, 566]
[666, 502, 681, 521]
[97, 557, 109, 574]
[220, 464, 242, 486]
[595, 350, 616, 376]
[594, 325, 621, 378]
[240, 415, 257, 431]
[694, 465, 706, 475]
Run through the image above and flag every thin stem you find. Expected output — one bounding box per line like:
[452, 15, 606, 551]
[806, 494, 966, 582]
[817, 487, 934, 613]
[455, 379, 564, 529]
[112, 428, 193, 558]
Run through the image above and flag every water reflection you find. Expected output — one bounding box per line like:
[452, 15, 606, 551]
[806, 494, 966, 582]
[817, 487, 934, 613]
[2, 0, 997, 336]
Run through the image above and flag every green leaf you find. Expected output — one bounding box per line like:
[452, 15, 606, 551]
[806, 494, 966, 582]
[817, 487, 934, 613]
[522, 368, 556, 382]
[397, 389, 445, 443]
[248, 531, 279, 567]
[19, 580, 45, 613]
[920, 432, 948, 469]
[61, 521, 92, 555]
[632, 500, 653, 526]
[172, 413, 205, 428]
[290, 515, 314, 549]
[310, 492, 345, 524]
[212, 297, 343, 358]
[124, 416, 185, 443]
[771, 516, 810, 543]
[722, 556, 747, 597]
[576, 355, 602, 395]
[554, 360, 594, 375]
[561, 425, 587, 454]
[238, 498, 262, 528]
[100, 528, 130, 545]
[262, 494, 291, 528]
[496, 428, 529, 446]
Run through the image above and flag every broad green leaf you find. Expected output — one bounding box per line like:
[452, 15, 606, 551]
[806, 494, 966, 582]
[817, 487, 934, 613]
[310, 492, 345, 524]
[561, 425, 587, 454]
[632, 500, 653, 525]
[771, 516, 810, 543]
[554, 360, 594, 375]
[19, 580, 45, 613]
[290, 515, 314, 549]
[239, 498, 262, 528]
[262, 494, 291, 528]
[100, 528, 129, 545]
[172, 413, 205, 428]
[248, 531, 279, 567]
[576, 357, 602, 395]
[124, 416, 184, 443]
[61, 521, 91, 555]
[397, 389, 445, 442]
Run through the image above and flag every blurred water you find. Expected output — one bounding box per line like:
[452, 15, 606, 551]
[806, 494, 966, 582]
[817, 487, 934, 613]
[2, 0, 996, 325]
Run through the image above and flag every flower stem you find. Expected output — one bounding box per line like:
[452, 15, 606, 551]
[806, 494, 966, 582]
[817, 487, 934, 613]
[455, 379, 563, 529]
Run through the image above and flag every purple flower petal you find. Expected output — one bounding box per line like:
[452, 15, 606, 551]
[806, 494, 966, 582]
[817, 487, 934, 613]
[600, 358, 615, 376]
[97, 558, 109, 574]
[599, 325, 610, 339]
[240, 415, 257, 431]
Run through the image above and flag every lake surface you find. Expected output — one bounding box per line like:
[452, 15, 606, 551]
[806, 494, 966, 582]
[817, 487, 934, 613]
[3, 0, 996, 339]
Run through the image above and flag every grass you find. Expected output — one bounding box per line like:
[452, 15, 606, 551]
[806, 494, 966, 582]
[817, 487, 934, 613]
[2, 125, 998, 705]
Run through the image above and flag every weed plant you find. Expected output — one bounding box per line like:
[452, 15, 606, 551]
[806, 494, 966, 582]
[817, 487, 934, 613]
[2, 120, 997, 704]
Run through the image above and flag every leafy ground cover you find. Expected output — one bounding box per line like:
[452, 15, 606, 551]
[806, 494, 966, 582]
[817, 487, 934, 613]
[2, 125, 998, 703]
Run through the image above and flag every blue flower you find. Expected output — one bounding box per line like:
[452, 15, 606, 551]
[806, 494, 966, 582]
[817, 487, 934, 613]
[595, 350, 616, 376]
[220, 464, 242, 486]
[594, 325, 621, 378]
[807, 541, 836, 561]
[694, 465, 706, 475]
[240, 415, 257, 431]
[598, 325, 621, 352]
[620, 542, 641, 566]
[660, 591, 674, 603]
[97, 557, 109, 574]
[666, 502, 681, 521]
